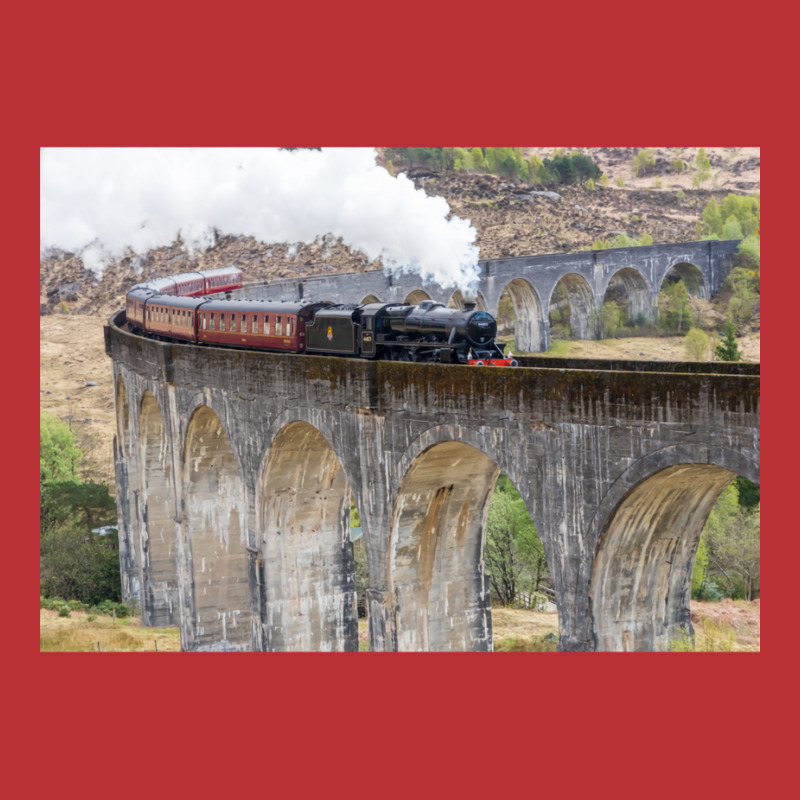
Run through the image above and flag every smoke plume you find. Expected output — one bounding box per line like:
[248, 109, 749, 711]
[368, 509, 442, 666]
[40, 148, 481, 290]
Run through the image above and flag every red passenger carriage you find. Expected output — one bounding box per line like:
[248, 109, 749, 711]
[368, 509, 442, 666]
[197, 299, 327, 352]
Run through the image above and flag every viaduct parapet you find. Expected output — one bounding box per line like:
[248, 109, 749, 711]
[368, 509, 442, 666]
[106, 308, 759, 652]
[239, 239, 741, 352]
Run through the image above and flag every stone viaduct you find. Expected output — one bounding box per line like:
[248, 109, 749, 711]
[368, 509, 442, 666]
[105, 238, 759, 651]
[240, 239, 741, 352]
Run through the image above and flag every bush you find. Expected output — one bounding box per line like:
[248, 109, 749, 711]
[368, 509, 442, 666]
[684, 327, 710, 361]
[89, 600, 132, 618]
[632, 148, 656, 177]
[676, 189, 685, 200]
[697, 580, 724, 601]
[57, 603, 71, 618]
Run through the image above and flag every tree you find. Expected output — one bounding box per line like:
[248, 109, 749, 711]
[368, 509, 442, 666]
[659, 279, 690, 332]
[485, 475, 548, 606]
[40, 524, 122, 605]
[715, 314, 741, 361]
[724, 268, 756, 325]
[601, 301, 621, 337]
[702, 196, 723, 237]
[40, 413, 82, 483]
[696, 147, 711, 184]
[684, 327, 710, 360]
[737, 235, 760, 269]
[702, 482, 760, 600]
[40, 415, 121, 604]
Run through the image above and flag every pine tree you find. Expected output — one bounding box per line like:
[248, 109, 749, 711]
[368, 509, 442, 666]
[715, 315, 741, 361]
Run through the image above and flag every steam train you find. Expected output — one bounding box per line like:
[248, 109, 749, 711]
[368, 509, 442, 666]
[125, 267, 516, 366]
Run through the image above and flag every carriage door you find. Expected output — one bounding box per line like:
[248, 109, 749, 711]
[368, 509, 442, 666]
[360, 313, 376, 357]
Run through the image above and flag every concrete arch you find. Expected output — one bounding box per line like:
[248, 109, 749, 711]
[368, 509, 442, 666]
[602, 267, 652, 325]
[548, 273, 596, 340]
[183, 404, 250, 650]
[259, 421, 358, 651]
[360, 294, 382, 304]
[404, 288, 432, 305]
[389, 439, 500, 651]
[447, 289, 488, 311]
[589, 445, 759, 652]
[396, 424, 528, 519]
[138, 391, 180, 627]
[662, 261, 708, 298]
[496, 278, 545, 353]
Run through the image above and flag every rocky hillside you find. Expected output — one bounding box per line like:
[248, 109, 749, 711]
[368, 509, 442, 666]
[40, 147, 759, 319]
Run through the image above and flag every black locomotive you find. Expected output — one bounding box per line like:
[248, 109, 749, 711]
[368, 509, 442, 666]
[308, 299, 514, 364]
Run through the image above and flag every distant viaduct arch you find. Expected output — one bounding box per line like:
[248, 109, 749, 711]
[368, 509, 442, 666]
[246, 239, 739, 353]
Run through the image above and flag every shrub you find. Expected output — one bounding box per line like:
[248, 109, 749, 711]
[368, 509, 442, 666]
[632, 148, 656, 177]
[676, 189, 685, 200]
[672, 158, 685, 173]
[684, 327, 710, 361]
[616, 177, 625, 188]
[57, 603, 71, 618]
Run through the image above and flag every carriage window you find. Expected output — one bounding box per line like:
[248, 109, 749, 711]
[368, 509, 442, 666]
[276, 316, 282, 335]
[242, 314, 248, 332]
[252, 315, 258, 333]
[263, 315, 270, 334]
[230, 314, 236, 332]
[210, 313, 215, 331]
[287, 318, 293, 336]
[220, 313, 226, 332]
[202, 314, 207, 330]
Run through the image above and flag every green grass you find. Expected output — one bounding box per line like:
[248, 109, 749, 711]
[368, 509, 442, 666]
[493, 636, 558, 652]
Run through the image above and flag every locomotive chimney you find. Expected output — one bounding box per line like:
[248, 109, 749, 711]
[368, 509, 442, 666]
[463, 295, 477, 311]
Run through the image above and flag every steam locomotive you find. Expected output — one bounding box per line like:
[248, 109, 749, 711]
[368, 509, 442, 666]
[125, 267, 516, 366]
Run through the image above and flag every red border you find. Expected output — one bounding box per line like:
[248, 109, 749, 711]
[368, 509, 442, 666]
[20, 6, 783, 796]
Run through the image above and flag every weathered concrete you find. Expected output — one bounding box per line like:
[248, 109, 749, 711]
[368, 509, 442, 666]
[106, 311, 759, 652]
[239, 239, 741, 351]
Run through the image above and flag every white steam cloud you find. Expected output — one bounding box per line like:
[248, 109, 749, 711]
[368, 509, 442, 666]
[40, 148, 481, 290]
